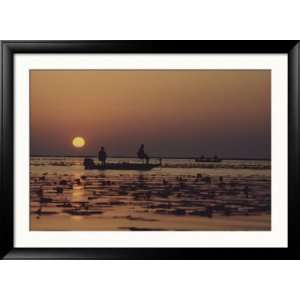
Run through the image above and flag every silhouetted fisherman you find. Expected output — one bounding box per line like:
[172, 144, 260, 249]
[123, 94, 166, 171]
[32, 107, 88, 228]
[98, 146, 107, 166]
[137, 144, 149, 164]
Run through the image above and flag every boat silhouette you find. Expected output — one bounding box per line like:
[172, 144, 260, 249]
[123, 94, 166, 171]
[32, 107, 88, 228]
[195, 156, 222, 163]
[83, 158, 162, 171]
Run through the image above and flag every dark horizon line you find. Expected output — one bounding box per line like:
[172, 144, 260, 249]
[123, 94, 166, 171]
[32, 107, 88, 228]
[30, 154, 271, 161]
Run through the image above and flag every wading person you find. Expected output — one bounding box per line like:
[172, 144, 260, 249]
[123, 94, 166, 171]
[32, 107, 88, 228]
[98, 146, 107, 166]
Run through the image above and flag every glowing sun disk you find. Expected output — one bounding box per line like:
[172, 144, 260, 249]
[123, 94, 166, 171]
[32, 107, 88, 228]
[72, 136, 85, 148]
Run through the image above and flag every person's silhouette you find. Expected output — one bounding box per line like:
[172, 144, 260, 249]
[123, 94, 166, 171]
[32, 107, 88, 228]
[137, 144, 149, 164]
[98, 146, 107, 166]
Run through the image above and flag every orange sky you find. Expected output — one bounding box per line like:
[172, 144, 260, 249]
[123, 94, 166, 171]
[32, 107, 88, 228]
[30, 70, 271, 158]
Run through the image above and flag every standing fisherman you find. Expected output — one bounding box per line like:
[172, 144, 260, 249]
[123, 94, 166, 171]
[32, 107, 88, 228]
[98, 146, 107, 166]
[137, 144, 149, 164]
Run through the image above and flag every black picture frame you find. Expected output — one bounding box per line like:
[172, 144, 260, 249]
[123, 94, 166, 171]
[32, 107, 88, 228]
[1, 40, 299, 260]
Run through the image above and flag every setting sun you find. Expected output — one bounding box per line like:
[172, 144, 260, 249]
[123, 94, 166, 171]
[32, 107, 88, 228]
[72, 136, 85, 148]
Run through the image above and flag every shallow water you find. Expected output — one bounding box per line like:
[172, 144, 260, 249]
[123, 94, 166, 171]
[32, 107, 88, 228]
[30, 157, 271, 231]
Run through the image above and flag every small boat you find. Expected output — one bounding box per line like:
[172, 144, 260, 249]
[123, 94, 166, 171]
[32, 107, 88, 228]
[83, 158, 162, 171]
[195, 157, 222, 163]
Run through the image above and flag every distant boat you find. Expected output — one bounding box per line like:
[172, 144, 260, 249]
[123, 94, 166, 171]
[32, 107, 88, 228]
[83, 158, 162, 171]
[195, 157, 222, 163]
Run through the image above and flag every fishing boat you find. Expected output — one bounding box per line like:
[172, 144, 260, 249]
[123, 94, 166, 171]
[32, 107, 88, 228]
[83, 158, 162, 171]
[195, 156, 222, 163]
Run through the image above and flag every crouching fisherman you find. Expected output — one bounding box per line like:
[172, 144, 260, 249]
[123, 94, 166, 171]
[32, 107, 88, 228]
[83, 158, 95, 169]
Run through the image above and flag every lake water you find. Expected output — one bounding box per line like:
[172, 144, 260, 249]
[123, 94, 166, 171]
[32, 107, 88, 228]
[30, 157, 271, 231]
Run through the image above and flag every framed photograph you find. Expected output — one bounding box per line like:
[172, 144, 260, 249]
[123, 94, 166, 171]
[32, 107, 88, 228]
[1, 41, 299, 259]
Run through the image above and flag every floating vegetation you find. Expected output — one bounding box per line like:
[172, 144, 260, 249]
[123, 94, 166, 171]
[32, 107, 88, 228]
[30, 157, 271, 230]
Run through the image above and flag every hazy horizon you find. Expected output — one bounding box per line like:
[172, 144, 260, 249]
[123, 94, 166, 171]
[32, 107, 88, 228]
[30, 70, 271, 159]
[30, 154, 270, 160]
